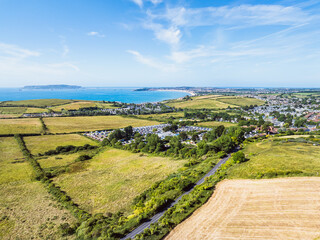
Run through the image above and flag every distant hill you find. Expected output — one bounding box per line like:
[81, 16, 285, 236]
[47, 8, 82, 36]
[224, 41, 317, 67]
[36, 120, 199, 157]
[23, 84, 82, 90]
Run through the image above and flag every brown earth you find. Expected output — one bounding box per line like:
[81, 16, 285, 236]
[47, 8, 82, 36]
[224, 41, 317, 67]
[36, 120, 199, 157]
[166, 177, 320, 240]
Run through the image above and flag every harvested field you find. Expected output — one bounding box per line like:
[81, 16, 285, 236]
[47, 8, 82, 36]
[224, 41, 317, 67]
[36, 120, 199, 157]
[216, 97, 265, 106]
[198, 121, 237, 128]
[166, 178, 320, 240]
[43, 116, 160, 133]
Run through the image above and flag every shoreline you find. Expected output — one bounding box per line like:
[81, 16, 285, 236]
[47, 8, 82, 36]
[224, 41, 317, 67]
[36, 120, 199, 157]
[146, 89, 196, 96]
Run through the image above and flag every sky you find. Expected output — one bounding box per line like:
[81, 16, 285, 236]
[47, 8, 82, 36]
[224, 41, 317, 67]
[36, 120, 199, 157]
[0, 0, 320, 88]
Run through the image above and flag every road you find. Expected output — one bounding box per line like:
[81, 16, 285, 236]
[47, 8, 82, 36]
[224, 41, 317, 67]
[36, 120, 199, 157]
[121, 151, 234, 240]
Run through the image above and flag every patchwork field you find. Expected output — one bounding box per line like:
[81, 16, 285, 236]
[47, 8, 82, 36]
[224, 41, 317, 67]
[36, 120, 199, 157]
[0, 137, 76, 239]
[1, 99, 74, 107]
[0, 118, 42, 135]
[24, 134, 98, 155]
[53, 147, 187, 214]
[227, 140, 320, 179]
[197, 121, 237, 128]
[166, 178, 320, 240]
[43, 116, 160, 133]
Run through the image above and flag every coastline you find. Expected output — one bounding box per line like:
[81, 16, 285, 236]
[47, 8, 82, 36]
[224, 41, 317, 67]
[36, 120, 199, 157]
[147, 89, 196, 96]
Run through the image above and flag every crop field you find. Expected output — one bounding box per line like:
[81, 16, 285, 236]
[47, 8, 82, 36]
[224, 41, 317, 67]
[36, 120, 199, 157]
[50, 101, 97, 111]
[36, 152, 83, 169]
[216, 96, 265, 106]
[43, 116, 160, 133]
[0, 118, 42, 135]
[137, 112, 184, 121]
[197, 121, 237, 128]
[0, 106, 26, 114]
[227, 140, 320, 179]
[166, 178, 320, 240]
[1, 99, 74, 107]
[0, 137, 76, 239]
[166, 97, 237, 109]
[53, 147, 187, 214]
[24, 134, 98, 155]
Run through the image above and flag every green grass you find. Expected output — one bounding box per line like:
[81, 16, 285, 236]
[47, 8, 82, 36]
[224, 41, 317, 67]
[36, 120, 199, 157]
[24, 134, 99, 155]
[197, 121, 237, 128]
[43, 116, 160, 133]
[1, 99, 75, 107]
[137, 112, 184, 121]
[227, 140, 320, 179]
[53, 147, 187, 214]
[0, 107, 26, 114]
[50, 101, 118, 112]
[0, 118, 42, 135]
[216, 97, 265, 106]
[0, 137, 76, 239]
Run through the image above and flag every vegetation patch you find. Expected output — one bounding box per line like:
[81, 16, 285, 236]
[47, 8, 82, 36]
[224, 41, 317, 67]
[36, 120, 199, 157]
[0, 99, 75, 107]
[216, 96, 265, 107]
[198, 121, 237, 128]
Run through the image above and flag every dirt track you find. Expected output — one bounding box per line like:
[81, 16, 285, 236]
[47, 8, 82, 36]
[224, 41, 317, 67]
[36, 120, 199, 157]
[166, 177, 320, 240]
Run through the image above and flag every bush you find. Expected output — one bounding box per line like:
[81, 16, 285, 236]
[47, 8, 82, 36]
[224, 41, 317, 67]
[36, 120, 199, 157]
[232, 151, 246, 163]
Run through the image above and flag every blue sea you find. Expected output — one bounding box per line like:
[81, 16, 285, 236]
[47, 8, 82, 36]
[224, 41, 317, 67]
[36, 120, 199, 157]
[0, 88, 189, 104]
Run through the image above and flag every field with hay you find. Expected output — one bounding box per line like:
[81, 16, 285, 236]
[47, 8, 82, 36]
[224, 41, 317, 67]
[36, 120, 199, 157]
[166, 178, 320, 240]
[53, 147, 187, 214]
[0, 118, 42, 135]
[43, 116, 160, 133]
[0, 137, 76, 239]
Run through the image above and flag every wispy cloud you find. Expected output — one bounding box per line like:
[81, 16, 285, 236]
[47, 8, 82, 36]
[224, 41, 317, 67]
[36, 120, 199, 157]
[59, 36, 69, 57]
[131, 0, 163, 8]
[0, 42, 40, 59]
[87, 31, 105, 38]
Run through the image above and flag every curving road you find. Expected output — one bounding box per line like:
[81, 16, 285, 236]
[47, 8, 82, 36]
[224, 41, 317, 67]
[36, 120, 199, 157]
[122, 151, 235, 240]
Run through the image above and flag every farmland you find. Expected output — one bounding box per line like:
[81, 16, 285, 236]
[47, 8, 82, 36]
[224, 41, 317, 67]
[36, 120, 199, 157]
[53, 147, 187, 214]
[43, 116, 160, 133]
[0, 137, 76, 239]
[227, 140, 320, 179]
[165, 95, 264, 109]
[0, 118, 42, 135]
[49, 101, 117, 112]
[1, 99, 74, 107]
[166, 178, 320, 240]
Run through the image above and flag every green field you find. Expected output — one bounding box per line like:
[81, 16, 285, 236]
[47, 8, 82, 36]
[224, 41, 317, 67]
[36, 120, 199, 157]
[37, 152, 84, 169]
[137, 112, 184, 121]
[1, 99, 75, 107]
[24, 134, 98, 155]
[53, 147, 187, 214]
[0, 137, 76, 239]
[50, 101, 118, 112]
[43, 116, 160, 133]
[197, 121, 237, 128]
[0, 118, 42, 135]
[227, 140, 320, 179]
[216, 97, 265, 106]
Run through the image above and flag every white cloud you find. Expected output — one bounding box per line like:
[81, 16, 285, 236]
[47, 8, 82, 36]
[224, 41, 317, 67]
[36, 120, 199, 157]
[131, 0, 162, 8]
[127, 50, 175, 71]
[0, 42, 40, 59]
[87, 31, 105, 38]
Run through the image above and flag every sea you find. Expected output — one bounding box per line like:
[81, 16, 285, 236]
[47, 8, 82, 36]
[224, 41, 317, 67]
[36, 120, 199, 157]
[0, 88, 189, 104]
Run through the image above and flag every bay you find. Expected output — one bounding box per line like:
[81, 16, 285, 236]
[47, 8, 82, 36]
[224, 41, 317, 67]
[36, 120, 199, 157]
[0, 88, 189, 104]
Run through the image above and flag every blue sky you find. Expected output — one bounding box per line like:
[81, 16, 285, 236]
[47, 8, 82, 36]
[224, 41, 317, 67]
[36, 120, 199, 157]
[0, 0, 320, 87]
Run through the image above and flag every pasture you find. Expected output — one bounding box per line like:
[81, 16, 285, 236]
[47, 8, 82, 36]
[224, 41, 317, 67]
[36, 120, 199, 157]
[24, 134, 98, 155]
[227, 140, 320, 179]
[43, 116, 160, 133]
[166, 178, 320, 240]
[53, 147, 187, 214]
[216, 96, 265, 106]
[0, 137, 76, 239]
[0, 118, 42, 135]
[137, 112, 184, 121]
[1, 99, 74, 107]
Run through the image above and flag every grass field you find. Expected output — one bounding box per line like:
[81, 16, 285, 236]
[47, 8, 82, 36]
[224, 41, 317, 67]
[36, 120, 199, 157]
[227, 140, 320, 179]
[0, 118, 42, 135]
[197, 121, 237, 128]
[37, 153, 83, 169]
[166, 178, 320, 240]
[1, 99, 74, 107]
[43, 116, 160, 133]
[0, 106, 26, 114]
[0, 137, 76, 239]
[137, 112, 184, 121]
[53, 147, 187, 214]
[50, 101, 118, 112]
[24, 134, 99, 155]
[216, 96, 265, 106]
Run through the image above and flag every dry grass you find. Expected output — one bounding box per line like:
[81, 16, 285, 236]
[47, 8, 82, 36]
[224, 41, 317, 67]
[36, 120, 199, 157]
[24, 134, 99, 155]
[0, 118, 42, 135]
[53, 147, 187, 214]
[166, 178, 320, 240]
[0, 137, 76, 239]
[50, 101, 97, 111]
[216, 97, 265, 106]
[37, 153, 83, 169]
[43, 116, 160, 133]
[197, 121, 237, 128]
[166, 98, 236, 109]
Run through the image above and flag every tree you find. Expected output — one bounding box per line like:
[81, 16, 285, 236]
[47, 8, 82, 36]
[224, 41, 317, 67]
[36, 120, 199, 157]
[232, 151, 246, 163]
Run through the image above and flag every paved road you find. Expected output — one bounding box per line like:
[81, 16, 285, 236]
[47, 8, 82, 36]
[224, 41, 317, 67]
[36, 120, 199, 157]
[122, 152, 235, 240]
